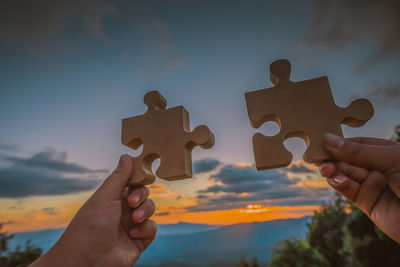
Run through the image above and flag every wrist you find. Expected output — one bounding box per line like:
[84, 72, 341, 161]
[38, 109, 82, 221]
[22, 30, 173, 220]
[30, 235, 93, 267]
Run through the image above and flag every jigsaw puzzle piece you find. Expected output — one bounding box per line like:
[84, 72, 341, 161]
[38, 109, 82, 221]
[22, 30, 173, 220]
[339, 98, 374, 127]
[252, 133, 292, 170]
[156, 124, 214, 181]
[122, 91, 214, 185]
[245, 59, 374, 170]
[303, 98, 374, 163]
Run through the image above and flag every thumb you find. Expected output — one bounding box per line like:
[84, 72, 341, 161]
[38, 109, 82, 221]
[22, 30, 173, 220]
[94, 154, 133, 201]
[323, 133, 400, 173]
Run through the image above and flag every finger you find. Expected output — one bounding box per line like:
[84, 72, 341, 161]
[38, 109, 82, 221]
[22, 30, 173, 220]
[130, 220, 157, 252]
[323, 133, 400, 173]
[347, 137, 400, 147]
[94, 154, 133, 201]
[353, 171, 387, 216]
[319, 162, 336, 178]
[334, 162, 369, 183]
[327, 173, 360, 203]
[132, 199, 156, 223]
[94, 155, 133, 200]
[129, 219, 157, 239]
[126, 186, 150, 208]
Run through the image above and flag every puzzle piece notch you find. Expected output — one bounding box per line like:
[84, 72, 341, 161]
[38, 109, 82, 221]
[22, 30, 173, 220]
[122, 91, 215, 185]
[246, 59, 374, 170]
[144, 90, 167, 112]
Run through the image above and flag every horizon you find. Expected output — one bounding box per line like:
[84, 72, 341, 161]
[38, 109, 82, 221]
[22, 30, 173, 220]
[1, 0, 399, 233]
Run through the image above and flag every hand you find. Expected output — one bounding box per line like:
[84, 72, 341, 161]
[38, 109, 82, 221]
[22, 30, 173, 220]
[319, 133, 400, 243]
[31, 154, 157, 266]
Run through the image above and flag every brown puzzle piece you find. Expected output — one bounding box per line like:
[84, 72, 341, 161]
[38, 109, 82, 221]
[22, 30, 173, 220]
[245, 59, 374, 170]
[121, 91, 215, 185]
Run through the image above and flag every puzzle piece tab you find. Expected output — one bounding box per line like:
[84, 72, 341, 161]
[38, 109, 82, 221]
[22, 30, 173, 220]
[245, 59, 374, 170]
[122, 91, 215, 185]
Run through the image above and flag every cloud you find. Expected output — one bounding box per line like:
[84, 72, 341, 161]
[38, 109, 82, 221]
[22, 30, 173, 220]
[0, 147, 103, 198]
[193, 158, 222, 174]
[0, 0, 116, 54]
[189, 164, 332, 212]
[41, 207, 59, 216]
[0, 143, 18, 151]
[303, 0, 400, 71]
[3, 220, 18, 225]
[286, 163, 315, 173]
[155, 211, 170, 216]
[364, 81, 400, 108]
[2, 148, 108, 173]
[0, 167, 101, 198]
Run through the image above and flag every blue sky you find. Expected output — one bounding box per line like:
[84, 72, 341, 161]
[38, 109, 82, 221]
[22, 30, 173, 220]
[0, 0, 399, 231]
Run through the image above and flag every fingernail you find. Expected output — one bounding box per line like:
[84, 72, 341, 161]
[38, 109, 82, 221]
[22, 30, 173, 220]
[319, 164, 328, 177]
[324, 133, 345, 148]
[331, 174, 346, 185]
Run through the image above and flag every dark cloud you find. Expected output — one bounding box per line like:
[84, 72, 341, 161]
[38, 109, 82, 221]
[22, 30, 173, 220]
[3, 220, 18, 225]
[0, 148, 103, 198]
[0, 0, 116, 54]
[0, 167, 101, 198]
[364, 81, 400, 108]
[155, 211, 170, 216]
[189, 164, 332, 212]
[304, 0, 400, 71]
[209, 164, 291, 185]
[41, 207, 59, 216]
[8, 205, 24, 210]
[193, 158, 222, 174]
[3, 149, 108, 173]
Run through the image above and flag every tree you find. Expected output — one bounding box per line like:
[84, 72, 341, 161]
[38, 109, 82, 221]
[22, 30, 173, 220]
[0, 223, 42, 267]
[270, 194, 400, 267]
[270, 238, 328, 267]
[307, 194, 350, 266]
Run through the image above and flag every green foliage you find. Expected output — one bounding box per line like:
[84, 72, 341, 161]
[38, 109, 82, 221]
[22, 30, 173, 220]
[269, 194, 400, 267]
[238, 256, 260, 267]
[270, 238, 328, 267]
[0, 223, 42, 267]
[307, 194, 350, 266]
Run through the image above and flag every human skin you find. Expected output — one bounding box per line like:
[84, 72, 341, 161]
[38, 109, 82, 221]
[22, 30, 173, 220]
[30, 154, 157, 266]
[319, 133, 400, 243]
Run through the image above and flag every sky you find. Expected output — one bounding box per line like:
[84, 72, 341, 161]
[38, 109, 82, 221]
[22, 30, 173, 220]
[1, 0, 399, 232]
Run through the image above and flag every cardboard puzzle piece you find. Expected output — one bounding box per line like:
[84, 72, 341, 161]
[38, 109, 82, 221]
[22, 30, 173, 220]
[121, 91, 215, 185]
[245, 59, 374, 170]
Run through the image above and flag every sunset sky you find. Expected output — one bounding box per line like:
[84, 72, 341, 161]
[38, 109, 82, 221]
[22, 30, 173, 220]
[1, 0, 399, 233]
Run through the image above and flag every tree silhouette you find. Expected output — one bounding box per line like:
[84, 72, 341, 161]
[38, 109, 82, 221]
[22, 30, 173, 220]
[0, 223, 42, 267]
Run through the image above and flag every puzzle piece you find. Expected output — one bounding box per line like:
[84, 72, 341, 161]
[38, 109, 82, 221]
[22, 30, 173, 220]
[245, 59, 374, 170]
[121, 91, 215, 185]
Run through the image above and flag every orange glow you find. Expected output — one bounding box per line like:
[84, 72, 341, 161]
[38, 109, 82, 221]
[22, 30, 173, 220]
[154, 205, 321, 225]
[240, 192, 248, 197]
[298, 179, 329, 188]
[288, 160, 317, 171]
[234, 162, 253, 168]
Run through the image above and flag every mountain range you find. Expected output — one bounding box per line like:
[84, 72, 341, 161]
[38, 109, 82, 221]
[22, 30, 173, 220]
[9, 217, 311, 266]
